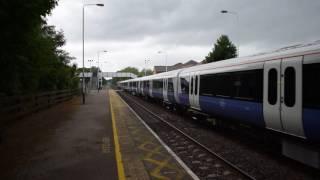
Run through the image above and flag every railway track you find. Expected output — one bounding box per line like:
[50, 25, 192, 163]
[119, 91, 255, 180]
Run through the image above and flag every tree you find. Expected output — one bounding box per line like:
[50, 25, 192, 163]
[139, 68, 153, 77]
[0, 0, 79, 95]
[204, 35, 237, 63]
[110, 67, 140, 85]
[118, 67, 140, 76]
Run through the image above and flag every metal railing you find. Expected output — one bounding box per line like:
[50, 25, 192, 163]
[0, 89, 79, 125]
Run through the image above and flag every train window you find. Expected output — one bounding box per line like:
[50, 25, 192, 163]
[180, 77, 189, 94]
[168, 78, 174, 93]
[160, 79, 163, 89]
[232, 70, 263, 101]
[152, 79, 163, 90]
[195, 76, 198, 94]
[152, 80, 156, 89]
[215, 73, 232, 97]
[199, 73, 232, 97]
[199, 75, 214, 96]
[303, 63, 320, 109]
[199, 70, 263, 101]
[143, 81, 147, 89]
[268, 69, 277, 105]
[165, 79, 167, 90]
[190, 77, 194, 94]
[284, 67, 295, 107]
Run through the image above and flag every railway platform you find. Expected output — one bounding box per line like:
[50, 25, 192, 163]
[0, 89, 194, 180]
[109, 90, 194, 180]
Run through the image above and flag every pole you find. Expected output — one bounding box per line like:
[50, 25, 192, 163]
[235, 13, 240, 56]
[81, 3, 104, 97]
[82, 5, 85, 104]
[221, 10, 240, 56]
[89, 59, 93, 90]
[145, 60, 147, 76]
[165, 53, 168, 72]
[97, 52, 100, 90]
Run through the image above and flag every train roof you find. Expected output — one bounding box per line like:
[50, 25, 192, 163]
[180, 40, 320, 74]
[119, 68, 184, 83]
[119, 40, 320, 83]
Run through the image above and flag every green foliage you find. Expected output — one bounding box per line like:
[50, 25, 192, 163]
[109, 67, 154, 85]
[118, 67, 140, 75]
[110, 67, 138, 85]
[139, 68, 153, 77]
[204, 35, 237, 63]
[77, 67, 92, 73]
[0, 0, 79, 95]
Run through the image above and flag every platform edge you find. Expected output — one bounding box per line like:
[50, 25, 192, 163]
[116, 92, 200, 180]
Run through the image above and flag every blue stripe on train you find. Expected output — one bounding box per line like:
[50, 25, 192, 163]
[199, 96, 265, 127]
[303, 108, 320, 142]
[152, 90, 163, 99]
[178, 93, 189, 106]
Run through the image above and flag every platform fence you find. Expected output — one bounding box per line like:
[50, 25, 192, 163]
[0, 89, 80, 125]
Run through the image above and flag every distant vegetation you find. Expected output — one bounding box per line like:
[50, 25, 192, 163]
[204, 35, 237, 63]
[0, 0, 79, 95]
[118, 67, 153, 77]
[111, 67, 153, 85]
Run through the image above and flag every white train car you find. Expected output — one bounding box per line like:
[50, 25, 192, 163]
[119, 41, 320, 167]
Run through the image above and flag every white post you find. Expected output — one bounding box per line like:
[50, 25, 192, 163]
[82, 5, 85, 104]
[165, 53, 168, 72]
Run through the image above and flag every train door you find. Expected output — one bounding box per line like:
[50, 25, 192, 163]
[263, 57, 304, 137]
[189, 73, 200, 110]
[149, 80, 153, 97]
[141, 81, 144, 95]
[281, 56, 304, 137]
[173, 76, 180, 104]
[189, 74, 194, 106]
[163, 78, 169, 102]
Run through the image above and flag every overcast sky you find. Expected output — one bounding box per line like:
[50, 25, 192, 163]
[47, 0, 320, 72]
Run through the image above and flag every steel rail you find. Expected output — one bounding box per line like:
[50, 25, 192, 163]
[120, 92, 256, 180]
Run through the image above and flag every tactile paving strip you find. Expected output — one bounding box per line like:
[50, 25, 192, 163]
[109, 90, 192, 180]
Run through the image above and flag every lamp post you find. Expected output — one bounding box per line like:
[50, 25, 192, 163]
[88, 59, 94, 89]
[158, 51, 168, 72]
[97, 50, 107, 89]
[144, 59, 150, 76]
[88, 59, 94, 68]
[221, 10, 240, 56]
[82, 3, 104, 104]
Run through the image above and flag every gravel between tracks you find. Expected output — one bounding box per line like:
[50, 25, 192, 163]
[119, 91, 320, 180]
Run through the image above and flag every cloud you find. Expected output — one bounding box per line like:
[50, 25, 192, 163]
[48, 0, 320, 71]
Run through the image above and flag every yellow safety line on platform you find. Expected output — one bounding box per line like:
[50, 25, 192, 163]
[109, 90, 126, 180]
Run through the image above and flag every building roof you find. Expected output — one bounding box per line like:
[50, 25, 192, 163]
[153, 60, 200, 74]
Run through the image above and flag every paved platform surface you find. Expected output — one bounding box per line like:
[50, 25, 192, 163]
[0, 90, 118, 180]
[0, 89, 193, 180]
[109, 90, 193, 180]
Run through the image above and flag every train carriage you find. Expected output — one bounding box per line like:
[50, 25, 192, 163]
[118, 41, 320, 167]
[119, 41, 320, 142]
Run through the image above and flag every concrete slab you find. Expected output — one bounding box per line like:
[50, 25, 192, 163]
[109, 90, 194, 180]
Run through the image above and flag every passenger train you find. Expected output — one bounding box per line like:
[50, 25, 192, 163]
[118, 42, 320, 167]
